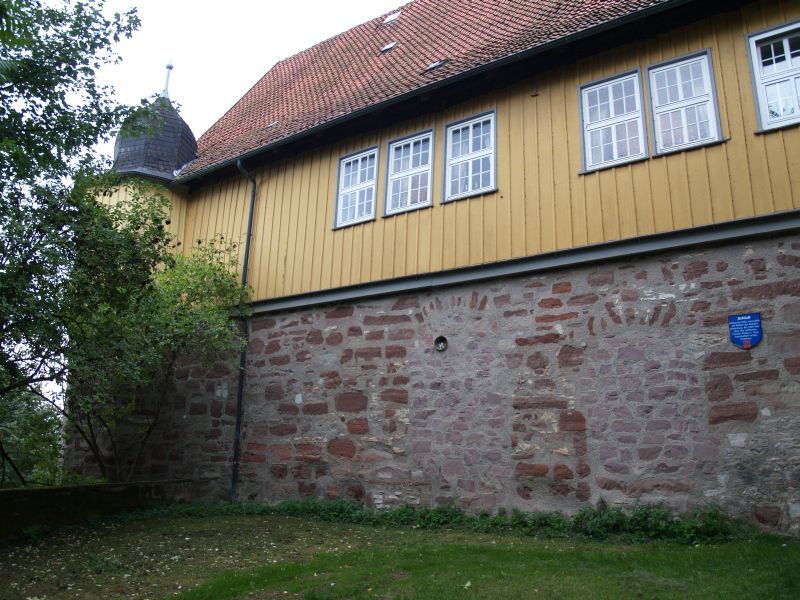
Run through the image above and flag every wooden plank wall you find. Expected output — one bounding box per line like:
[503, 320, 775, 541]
[180, 0, 800, 302]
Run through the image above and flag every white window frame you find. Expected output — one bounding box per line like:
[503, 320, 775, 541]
[444, 112, 496, 202]
[335, 147, 378, 228]
[747, 21, 800, 131]
[385, 130, 434, 216]
[580, 71, 647, 172]
[647, 51, 722, 154]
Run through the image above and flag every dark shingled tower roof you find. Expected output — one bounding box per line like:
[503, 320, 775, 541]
[113, 96, 197, 182]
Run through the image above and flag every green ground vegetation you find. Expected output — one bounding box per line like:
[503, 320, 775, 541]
[0, 501, 797, 599]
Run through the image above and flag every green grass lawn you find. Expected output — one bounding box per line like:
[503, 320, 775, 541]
[1, 512, 797, 599]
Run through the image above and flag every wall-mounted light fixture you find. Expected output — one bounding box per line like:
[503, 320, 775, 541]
[434, 336, 448, 352]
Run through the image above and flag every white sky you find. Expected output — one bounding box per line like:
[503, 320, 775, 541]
[99, 0, 405, 153]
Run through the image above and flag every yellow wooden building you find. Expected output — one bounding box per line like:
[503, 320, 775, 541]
[105, 0, 800, 527]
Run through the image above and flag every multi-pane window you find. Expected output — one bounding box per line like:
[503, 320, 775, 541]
[386, 131, 433, 215]
[336, 148, 377, 227]
[748, 22, 800, 130]
[648, 52, 720, 153]
[444, 113, 495, 201]
[580, 72, 646, 170]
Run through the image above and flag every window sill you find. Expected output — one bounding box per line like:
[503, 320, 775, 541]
[442, 186, 498, 204]
[652, 136, 729, 158]
[383, 203, 433, 218]
[755, 120, 800, 135]
[332, 215, 376, 231]
[578, 155, 649, 176]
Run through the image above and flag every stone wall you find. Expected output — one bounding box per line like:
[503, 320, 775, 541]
[144, 233, 799, 531]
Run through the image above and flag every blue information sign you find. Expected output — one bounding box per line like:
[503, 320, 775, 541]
[728, 312, 762, 349]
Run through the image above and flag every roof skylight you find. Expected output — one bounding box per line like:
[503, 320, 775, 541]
[383, 11, 401, 25]
[380, 41, 397, 53]
[423, 59, 447, 72]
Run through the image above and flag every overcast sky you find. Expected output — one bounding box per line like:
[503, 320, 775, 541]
[99, 0, 405, 154]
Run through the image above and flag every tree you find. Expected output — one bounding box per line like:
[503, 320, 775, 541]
[57, 182, 245, 481]
[0, 0, 140, 484]
[0, 1, 246, 484]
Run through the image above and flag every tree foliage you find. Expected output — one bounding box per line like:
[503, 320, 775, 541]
[0, 1, 246, 484]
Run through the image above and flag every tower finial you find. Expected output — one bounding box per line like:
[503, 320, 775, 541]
[161, 61, 174, 99]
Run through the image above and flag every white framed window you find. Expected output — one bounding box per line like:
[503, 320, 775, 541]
[747, 21, 800, 130]
[385, 131, 433, 215]
[580, 71, 646, 171]
[335, 147, 377, 227]
[444, 112, 495, 202]
[648, 52, 721, 153]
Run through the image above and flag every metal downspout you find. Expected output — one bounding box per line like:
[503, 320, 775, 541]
[231, 158, 257, 500]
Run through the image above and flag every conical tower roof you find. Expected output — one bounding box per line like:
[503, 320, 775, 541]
[112, 69, 197, 182]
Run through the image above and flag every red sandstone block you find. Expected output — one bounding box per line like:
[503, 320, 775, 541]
[552, 282, 572, 294]
[576, 482, 591, 501]
[588, 271, 614, 286]
[270, 464, 288, 479]
[392, 296, 419, 310]
[535, 312, 578, 323]
[365, 330, 385, 340]
[327, 437, 356, 458]
[306, 329, 324, 344]
[554, 464, 574, 480]
[516, 333, 562, 346]
[596, 476, 626, 491]
[246, 442, 268, 453]
[705, 375, 733, 403]
[295, 443, 322, 462]
[210, 400, 223, 418]
[346, 484, 365, 500]
[732, 279, 800, 301]
[575, 461, 591, 478]
[621, 288, 639, 301]
[270, 355, 290, 366]
[326, 332, 344, 346]
[355, 347, 382, 360]
[242, 452, 265, 463]
[335, 391, 368, 412]
[320, 370, 342, 389]
[388, 328, 415, 341]
[708, 402, 758, 425]
[264, 340, 281, 354]
[683, 261, 709, 280]
[538, 297, 563, 309]
[785, 357, 800, 375]
[347, 326, 362, 336]
[515, 463, 549, 477]
[189, 402, 207, 415]
[269, 423, 297, 436]
[777, 254, 800, 267]
[567, 293, 599, 306]
[381, 388, 408, 404]
[264, 382, 285, 400]
[302, 402, 329, 415]
[703, 352, 751, 370]
[734, 370, 779, 382]
[527, 352, 549, 369]
[268, 443, 293, 460]
[549, 482, 572, 496]
[347, 417, 369, 434]
[638, 447, 661, 460]
[364, 314, 412, 326]
[512, 396, 567, 409]
[754, 505, 782, 527]
[326, 306, 354, 319]
[493, 294, 511, 307]
[559, 410, 586, 432]
[385, 345, 407, 359]
[297, 482, 315, 497]
[278, 403, 299, 415]
[504, 309, 528, 317]
[251, 318, 276, 331]
[340, 349, 354, 364]
[558, 345, 584, 368]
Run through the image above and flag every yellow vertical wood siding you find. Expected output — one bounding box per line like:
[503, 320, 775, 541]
[178, 0, 799, 302]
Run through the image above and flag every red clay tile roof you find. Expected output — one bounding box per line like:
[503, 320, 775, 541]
[182, 0, 674, 179]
